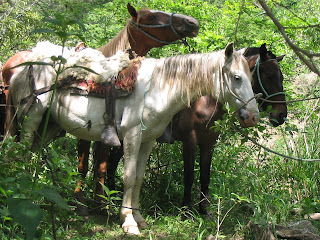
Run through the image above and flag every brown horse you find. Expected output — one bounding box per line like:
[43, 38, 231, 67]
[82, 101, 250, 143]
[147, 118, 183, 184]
[1, 3, 199, 205]
[106, 44, 287, 216]
[76, 3, 199, 202]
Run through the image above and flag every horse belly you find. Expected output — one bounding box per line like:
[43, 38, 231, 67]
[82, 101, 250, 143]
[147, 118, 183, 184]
[51, 91, 106, 141]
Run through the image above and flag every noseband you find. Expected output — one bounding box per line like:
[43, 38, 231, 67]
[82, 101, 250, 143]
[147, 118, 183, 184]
[130, 12, 188, 45]
[252, 56, 285, 103]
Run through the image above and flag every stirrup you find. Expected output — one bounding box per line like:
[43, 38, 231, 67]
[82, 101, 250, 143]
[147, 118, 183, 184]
[101, 125, 121, 147]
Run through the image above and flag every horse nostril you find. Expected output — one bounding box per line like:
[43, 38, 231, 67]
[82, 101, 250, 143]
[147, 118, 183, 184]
[252, 115, 256, 123]
[239, 108, 249, 121]
[279, 112, 287, 119]
[186, 19, 195, 25]
[185, 18, 199, 28]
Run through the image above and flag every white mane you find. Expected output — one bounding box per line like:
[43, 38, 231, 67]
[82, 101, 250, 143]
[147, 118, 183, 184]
[26, 41, 130, 83]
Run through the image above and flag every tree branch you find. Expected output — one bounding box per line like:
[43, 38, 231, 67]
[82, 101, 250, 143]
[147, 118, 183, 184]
[257, 0, 320, 76]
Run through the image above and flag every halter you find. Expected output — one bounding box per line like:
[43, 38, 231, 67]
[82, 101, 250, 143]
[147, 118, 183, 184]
[252, 56, 285, 103]
[221, 64, 262, 112]
[130, 12, 188, 45]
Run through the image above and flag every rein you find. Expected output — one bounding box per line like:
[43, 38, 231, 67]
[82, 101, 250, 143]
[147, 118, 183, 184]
[253, 56, 285, 102]
[130, 12, 189, 46]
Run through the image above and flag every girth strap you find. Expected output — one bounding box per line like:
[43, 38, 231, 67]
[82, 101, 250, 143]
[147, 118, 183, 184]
[19, 67, 73, 123]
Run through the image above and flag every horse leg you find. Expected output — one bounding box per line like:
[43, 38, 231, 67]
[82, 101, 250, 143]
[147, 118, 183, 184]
[74, 139, 90, 205]
[182, 132, 197, 209]
[121, 126, 142, 235]
[93, 141, 110, 200]
[107, 143, 123, 190]
[131, 141, 155, 229]
[20, 99, 51, 151]
[199, 143, 215, 217]
[32, 116, 63, 149]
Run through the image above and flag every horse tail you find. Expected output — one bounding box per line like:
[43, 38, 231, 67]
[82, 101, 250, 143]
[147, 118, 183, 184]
[4, 88, 18, 139]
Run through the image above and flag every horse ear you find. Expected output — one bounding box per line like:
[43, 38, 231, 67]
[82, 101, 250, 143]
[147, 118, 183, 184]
[238, 47, 248, 55]
[225, 42, 234, 62]
[276, 55, 285, 62]
[259, 43, 268, 55]
[246, 56, 257, 72]
[127, 3, 138, 20]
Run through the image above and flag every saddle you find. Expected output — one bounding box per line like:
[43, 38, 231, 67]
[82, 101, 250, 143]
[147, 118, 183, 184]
[68, 55, 143, 99]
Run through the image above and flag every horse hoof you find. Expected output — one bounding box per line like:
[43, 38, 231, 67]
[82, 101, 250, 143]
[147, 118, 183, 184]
[122, 225, 140, 235]
[137, 221, 147, 229]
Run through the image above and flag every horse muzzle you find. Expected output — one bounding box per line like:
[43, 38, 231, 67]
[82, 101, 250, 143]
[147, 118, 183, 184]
[269, 107, 287, 127]
[238, 107, 260, 127]
[174, 15, 199, 38]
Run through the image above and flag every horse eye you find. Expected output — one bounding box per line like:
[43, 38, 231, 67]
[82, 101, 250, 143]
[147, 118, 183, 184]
[234, 75, 241, 81]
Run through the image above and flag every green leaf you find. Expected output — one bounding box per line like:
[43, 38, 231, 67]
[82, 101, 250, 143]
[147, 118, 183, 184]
[43, 17, 62, 26]
[66, 20, 86, 31]
[31, 28, 56, 34]
[36, 188, 70, 211]
[0, 187, 7, 198]
[57, 55, 67, 64]
[7, 198, 45, 240]
[108, 190, 120, 196]
[51, 56, 59, 62]
[100, 182, 110, 196]
[96, 194, 109, 201]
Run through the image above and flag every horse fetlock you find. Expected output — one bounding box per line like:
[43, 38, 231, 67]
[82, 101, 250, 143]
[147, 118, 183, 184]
[137, 221, 147, 229]
[133, 211, 147, 228]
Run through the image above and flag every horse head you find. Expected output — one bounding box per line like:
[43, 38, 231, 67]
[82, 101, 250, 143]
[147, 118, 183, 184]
[246, 43, 287, 126]
[221, 43, 260, 128]
[127, 3, 199, 55]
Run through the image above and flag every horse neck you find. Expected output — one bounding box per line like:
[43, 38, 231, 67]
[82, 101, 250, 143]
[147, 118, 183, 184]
[97, 24, 131, 58]
[245, 47, 260, 57]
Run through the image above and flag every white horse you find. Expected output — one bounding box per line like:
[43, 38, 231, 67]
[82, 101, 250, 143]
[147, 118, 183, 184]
[7, 42, 259, 234]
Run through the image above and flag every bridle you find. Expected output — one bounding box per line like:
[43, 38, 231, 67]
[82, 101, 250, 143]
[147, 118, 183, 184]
[221, 61, 262, 112]
[130, 12, 189, 46]
[252, 56, 285, 103]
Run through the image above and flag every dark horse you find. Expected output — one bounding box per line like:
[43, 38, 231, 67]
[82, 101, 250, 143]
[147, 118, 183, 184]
[1, 3, 199, 200]
[106, 44, 287, 216]
[168, 44, 286, 215]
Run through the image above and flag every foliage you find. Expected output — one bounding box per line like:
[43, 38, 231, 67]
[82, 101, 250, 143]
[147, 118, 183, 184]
[0, 0, 320, 239]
